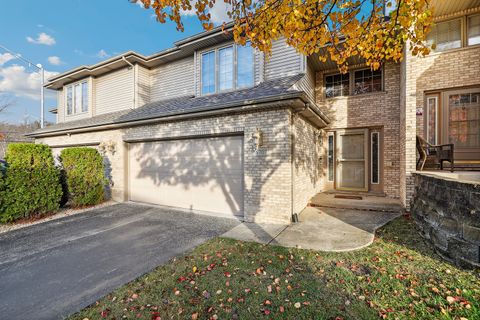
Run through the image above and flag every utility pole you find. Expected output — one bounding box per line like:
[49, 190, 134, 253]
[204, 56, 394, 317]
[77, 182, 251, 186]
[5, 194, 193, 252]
[0, 44, 45, 128]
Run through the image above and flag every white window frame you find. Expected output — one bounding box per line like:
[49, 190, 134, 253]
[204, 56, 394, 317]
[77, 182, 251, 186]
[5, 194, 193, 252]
[65, 79, 89, 116]
[201, 50, 217, 95]
[370, 131, 380, 185]
[200, 42, 255, 96]
[66, 86, 73, 115]
[217, 45, 235, 92]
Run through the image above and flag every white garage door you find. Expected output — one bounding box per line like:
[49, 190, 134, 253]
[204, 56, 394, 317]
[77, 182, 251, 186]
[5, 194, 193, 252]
[128, 136, 244, 217]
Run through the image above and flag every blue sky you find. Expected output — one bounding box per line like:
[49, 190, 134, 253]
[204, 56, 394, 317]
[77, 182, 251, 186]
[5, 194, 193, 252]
[0, 0, 217, 124]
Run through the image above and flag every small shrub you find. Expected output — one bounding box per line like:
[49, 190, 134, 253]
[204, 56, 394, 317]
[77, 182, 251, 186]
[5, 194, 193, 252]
[1, 143, 62, 223]
[60, 147, 106, 207]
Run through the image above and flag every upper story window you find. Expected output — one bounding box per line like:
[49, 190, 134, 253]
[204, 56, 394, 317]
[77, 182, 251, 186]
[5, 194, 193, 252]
[201, 42, 254, 95]
[325, 74, 349, 98]
[428, 19, 462, 51]
[218, 46, 234, 91]
[468, 14, 480, 46]
[427, 14, 480, 52]
[237, 43, 254, 88]
[325, 68, 383, 98]
[201, 51, 215, 95]
[66, 80, 88, 115]
[354, 69, 382, 95]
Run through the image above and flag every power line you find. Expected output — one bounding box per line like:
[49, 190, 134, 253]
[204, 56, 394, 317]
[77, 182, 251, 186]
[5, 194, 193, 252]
[0, 44, 45, 128]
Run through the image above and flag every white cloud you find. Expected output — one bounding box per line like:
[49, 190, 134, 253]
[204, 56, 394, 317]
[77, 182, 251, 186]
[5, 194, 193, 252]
[96, 49, 110, 59]
[26, 32, 56, 46]
[0, 65, 58, 100]
[181, 1, 231, 24]
[0, 53, 16, 66]
[47, 56, 63, 66]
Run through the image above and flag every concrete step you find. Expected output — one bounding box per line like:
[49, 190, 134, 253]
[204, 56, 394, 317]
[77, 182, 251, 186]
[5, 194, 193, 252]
[308, 192, 403, 213]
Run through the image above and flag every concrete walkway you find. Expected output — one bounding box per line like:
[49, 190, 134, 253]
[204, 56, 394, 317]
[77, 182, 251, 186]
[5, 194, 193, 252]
[222, 200, 401, 251]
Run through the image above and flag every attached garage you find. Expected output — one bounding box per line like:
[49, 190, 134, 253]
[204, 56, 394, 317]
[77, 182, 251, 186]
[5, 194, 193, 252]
[128, 135, 244, 217]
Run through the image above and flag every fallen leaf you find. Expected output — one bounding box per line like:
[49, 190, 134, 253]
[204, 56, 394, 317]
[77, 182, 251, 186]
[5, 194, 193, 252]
[191, 313, 198, 320]
[294, 302, 301, 309]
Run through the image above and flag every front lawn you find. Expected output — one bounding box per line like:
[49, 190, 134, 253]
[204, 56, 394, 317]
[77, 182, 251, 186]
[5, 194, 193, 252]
[71, 216, 480, 320]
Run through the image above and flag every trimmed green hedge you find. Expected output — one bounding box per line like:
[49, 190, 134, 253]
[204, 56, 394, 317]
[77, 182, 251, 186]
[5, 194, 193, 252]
[0, 166, 5, 214]
[60, 147, 105, 207]
[0, 143, 62, 223]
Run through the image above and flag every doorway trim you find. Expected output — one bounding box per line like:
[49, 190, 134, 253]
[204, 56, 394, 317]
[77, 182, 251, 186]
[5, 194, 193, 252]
[335, 128, 369, 192]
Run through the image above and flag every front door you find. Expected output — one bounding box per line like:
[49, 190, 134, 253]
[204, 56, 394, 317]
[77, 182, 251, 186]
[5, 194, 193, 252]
[335, 129, 368, 191]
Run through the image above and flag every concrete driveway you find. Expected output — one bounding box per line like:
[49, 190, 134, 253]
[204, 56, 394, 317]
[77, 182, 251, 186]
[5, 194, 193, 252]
[0, 203, 240, 320]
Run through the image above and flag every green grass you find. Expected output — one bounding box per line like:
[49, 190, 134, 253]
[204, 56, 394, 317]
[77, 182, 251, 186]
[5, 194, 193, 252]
[71, 216, 480, 320]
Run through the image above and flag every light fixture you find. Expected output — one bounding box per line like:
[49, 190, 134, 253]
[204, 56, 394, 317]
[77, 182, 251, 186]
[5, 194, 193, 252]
[251, 128, 264, 151]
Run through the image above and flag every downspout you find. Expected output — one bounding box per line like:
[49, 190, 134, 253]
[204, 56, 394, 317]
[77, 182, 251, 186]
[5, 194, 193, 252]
[122, 56, 135, 108]
[290, 102, 309, 222]
[193, 50, 197, 96]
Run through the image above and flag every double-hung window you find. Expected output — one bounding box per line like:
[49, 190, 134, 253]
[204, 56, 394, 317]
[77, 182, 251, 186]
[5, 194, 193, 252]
[201, 42, 254, 95]
[66, 80, 89, 115]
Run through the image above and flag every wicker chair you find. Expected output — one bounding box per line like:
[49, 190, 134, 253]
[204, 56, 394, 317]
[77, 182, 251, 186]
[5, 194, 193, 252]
[416, 135, 454, 172]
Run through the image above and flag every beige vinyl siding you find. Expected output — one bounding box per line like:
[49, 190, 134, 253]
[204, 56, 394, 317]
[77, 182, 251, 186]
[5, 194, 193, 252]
[137, 65, 150, 107]
[95, 67, 134, 115]
[254, 50, 264, 85]
[294, 60, 316, 103]
[264, 38, 303, 80]
[150, 57, 194, 101]
[56, 89, 64, 123]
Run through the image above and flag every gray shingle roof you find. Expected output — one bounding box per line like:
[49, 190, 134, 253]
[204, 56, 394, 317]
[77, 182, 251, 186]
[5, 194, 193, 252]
[29, 74, 306, 136]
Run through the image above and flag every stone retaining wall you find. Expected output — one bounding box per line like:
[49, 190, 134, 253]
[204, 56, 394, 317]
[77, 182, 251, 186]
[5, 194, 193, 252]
[411, 173, 480, 269]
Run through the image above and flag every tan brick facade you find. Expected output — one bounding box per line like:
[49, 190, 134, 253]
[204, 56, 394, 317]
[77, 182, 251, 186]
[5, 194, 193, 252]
[292, 113, 322, 213]
[38, 106, 321, 224]
[412, 46, 480, 142]
[314, 63, 401, 199]
[403, 45, 480, 208]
